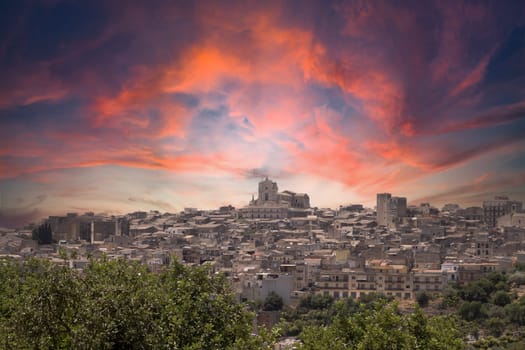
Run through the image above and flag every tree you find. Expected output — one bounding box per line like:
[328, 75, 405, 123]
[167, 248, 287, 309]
[505, 301, 525, 326]
[491, 290, 511, 307]
[459, 284, 488, 303]
[416, 291, 430, 308]
[459, 301, 486, 321]
[0, 257, 271, 349]
[509, 271, 525, 286]
[441, 285, 460, 308]
[1, 258, 82, 349]
[298, 301, 463, 350]
[263, 291, 283, 311]
[298, 293, 334, 310]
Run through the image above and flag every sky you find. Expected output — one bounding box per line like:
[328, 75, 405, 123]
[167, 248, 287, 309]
[1, 0, 525, 227]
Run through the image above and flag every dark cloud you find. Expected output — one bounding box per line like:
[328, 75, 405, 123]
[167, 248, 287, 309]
[128, 197, 175, 212]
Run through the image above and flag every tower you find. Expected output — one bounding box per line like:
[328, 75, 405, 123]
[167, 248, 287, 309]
[258, 177, 278, 203]
[377, 193, 392, 227]
[90, 221, 94, 244]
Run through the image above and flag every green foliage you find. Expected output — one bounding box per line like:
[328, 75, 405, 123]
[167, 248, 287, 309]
[416, 290, 430, 307]
[485, 317, 505, 337]
[298, 302, 464, 350]
[358, 291, 393, 304]
[0, 257, 268, 349]
[491, 290, 511, 307]
[278, 295, 360, 337]
[460, 284, 488, 303]
[32, 223, 53, 244]
[459, 273, 508, 304]
[298, 293, 334, 310]
[446, 271, 525, 343]
[505, 299, 525, 326]
[441, 285, 461, 308]
[485, 272, 507, 287]
[459, 301, 487, 321]
[514, 263, 525, 272]
[508, 271, 525, 286]
[263, 291, 283, 311]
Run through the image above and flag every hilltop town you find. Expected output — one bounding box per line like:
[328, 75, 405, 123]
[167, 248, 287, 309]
[1, 177, 524, 307]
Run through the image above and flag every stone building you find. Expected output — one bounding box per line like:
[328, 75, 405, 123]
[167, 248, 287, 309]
[483, 195, 522, 228]
[240, 177, 310, 219]
[376, 193, 407, 228]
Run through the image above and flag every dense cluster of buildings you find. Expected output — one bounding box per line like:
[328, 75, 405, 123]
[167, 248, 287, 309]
[1, 178, 525, 306]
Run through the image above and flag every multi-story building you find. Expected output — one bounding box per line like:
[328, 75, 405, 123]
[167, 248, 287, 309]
[497, 212, 525, 228]
[483, 195, 522, 228]
[240, 177, 310, 219]
[348, 260, 413, 300]
[458, 207, 483, 221]
[457, 262, 498, 285]
[391, 196, 407, 218]
[376, 193, 407, 228]
[314, 269, 349, 299]
[47, 213, 129, 241]
[412, 269, 446, 294]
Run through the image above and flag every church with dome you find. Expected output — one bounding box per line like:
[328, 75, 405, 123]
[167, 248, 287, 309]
[240, 177, 310, 219]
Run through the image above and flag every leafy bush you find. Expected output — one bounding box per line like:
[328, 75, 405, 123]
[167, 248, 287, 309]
[263, 291, 283, 311]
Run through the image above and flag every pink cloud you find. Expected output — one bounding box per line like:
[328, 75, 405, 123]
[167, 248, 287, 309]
[449, 49, 495, 97]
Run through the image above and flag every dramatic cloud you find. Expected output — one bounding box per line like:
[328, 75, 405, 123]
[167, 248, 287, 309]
[1, 0, 525, 226]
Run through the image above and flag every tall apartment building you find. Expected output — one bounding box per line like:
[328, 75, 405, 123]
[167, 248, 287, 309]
[483, 195, 522, 228]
